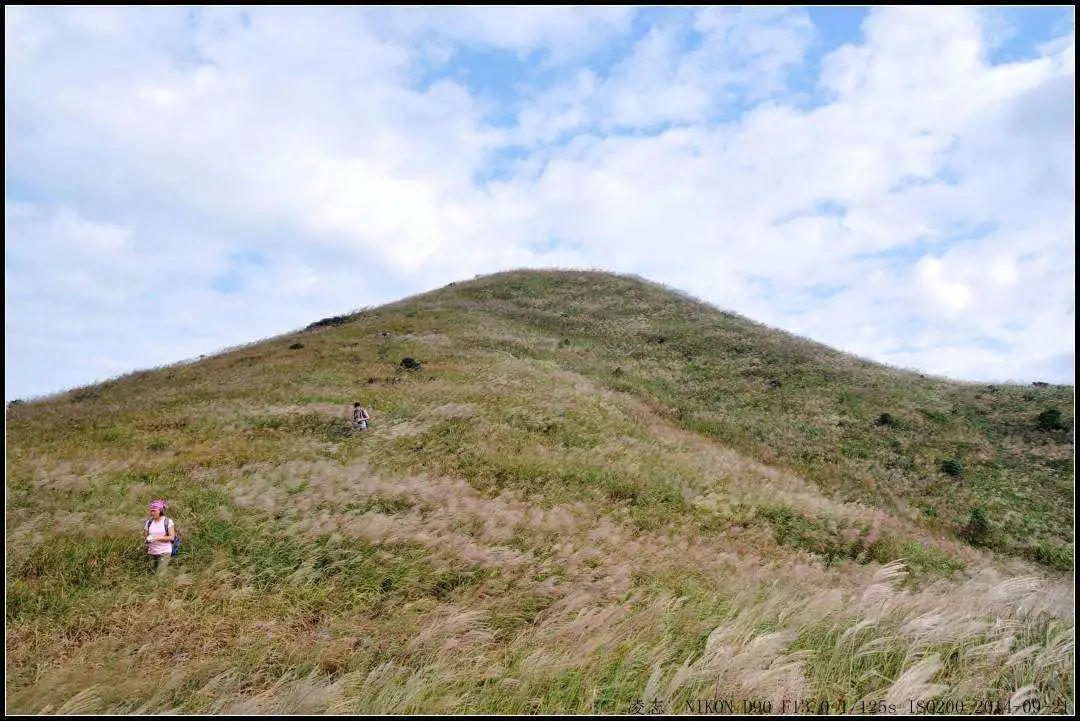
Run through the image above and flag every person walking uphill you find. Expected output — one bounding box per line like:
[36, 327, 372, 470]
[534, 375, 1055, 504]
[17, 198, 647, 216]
[145, 500, 176, 575]
[352, 402, 370, 431]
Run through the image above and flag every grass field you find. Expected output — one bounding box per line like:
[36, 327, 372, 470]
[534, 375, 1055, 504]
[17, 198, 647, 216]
[5, 269, 1074, 713]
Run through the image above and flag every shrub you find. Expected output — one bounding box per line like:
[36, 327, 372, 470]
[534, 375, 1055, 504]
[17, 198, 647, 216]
[306, 315, 350, 330]
[939, 459, 963, 478]
[289, 342, 305, 350]
[959, 507, 990, 546]
[401, 357, 422, 371]
[1036, 408, 1067, 432]
[876, 412, 894, 427]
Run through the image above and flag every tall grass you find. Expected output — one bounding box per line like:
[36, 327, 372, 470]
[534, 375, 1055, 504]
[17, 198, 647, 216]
[5, 269, 1073, 713]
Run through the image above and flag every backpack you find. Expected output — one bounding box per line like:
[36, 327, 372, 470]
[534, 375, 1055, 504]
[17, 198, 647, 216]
[147, 517, 181, 557]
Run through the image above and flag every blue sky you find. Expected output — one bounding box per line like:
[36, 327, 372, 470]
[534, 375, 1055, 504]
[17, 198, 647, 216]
[4, 6, 1075, 400]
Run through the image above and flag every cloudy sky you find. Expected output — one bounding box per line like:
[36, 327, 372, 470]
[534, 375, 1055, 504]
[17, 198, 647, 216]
[5, 6, 1075, 400]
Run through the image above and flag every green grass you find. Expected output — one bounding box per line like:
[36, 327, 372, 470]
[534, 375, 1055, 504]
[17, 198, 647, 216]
[5, 269, 1073, 714]
[437, 272, 1073, 561]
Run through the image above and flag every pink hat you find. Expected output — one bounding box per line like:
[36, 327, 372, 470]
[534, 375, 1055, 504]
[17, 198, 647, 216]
[148, 499, 167, 512]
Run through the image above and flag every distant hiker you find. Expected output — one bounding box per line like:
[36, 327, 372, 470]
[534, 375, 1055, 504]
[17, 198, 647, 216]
[352, 402, 370, 431]
[145, 500, 176, 575]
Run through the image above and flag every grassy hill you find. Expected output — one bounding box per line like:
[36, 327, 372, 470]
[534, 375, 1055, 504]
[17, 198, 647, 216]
[5, 269, 1074, 714]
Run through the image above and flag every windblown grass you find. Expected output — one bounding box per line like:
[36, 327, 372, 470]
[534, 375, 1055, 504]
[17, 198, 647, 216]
[6, 269, 1073, 713]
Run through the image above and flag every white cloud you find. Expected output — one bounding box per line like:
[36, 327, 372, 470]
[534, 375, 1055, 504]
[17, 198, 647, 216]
[915, 256, 974, 316]
[4, 6, 1075, 400]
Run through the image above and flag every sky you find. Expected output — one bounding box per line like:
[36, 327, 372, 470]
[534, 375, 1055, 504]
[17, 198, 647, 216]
[4, 5, 1076, 401]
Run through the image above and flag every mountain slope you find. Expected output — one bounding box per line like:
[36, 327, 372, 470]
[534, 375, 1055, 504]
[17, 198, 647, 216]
[5, 269, 1073, 714]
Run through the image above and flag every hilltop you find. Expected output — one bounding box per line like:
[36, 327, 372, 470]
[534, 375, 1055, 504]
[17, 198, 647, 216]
[6, 269, 1074, 713]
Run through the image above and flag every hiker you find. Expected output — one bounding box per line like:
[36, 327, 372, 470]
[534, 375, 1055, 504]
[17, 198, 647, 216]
[145, 499, 176, 575]
[352, 402, 371, 431]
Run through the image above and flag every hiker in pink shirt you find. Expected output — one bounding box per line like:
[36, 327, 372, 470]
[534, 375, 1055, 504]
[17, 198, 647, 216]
[145, 499, 176, 575]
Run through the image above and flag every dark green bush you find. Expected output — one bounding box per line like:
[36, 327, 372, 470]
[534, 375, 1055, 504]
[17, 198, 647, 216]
[1036, 408, 1066, 432]
[960, 507, 990, 546]
[939, 459, 963, 478]
[306, 315, 350, 330]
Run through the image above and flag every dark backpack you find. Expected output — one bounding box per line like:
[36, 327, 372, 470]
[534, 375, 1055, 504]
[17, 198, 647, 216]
[147, 517, 181, 557]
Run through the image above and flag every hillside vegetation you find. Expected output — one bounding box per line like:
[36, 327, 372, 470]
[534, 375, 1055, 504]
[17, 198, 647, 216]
[5, 270, 1074, 714]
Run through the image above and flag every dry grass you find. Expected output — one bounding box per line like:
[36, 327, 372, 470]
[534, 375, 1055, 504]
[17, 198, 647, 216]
[5, 269, 1073, 713]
